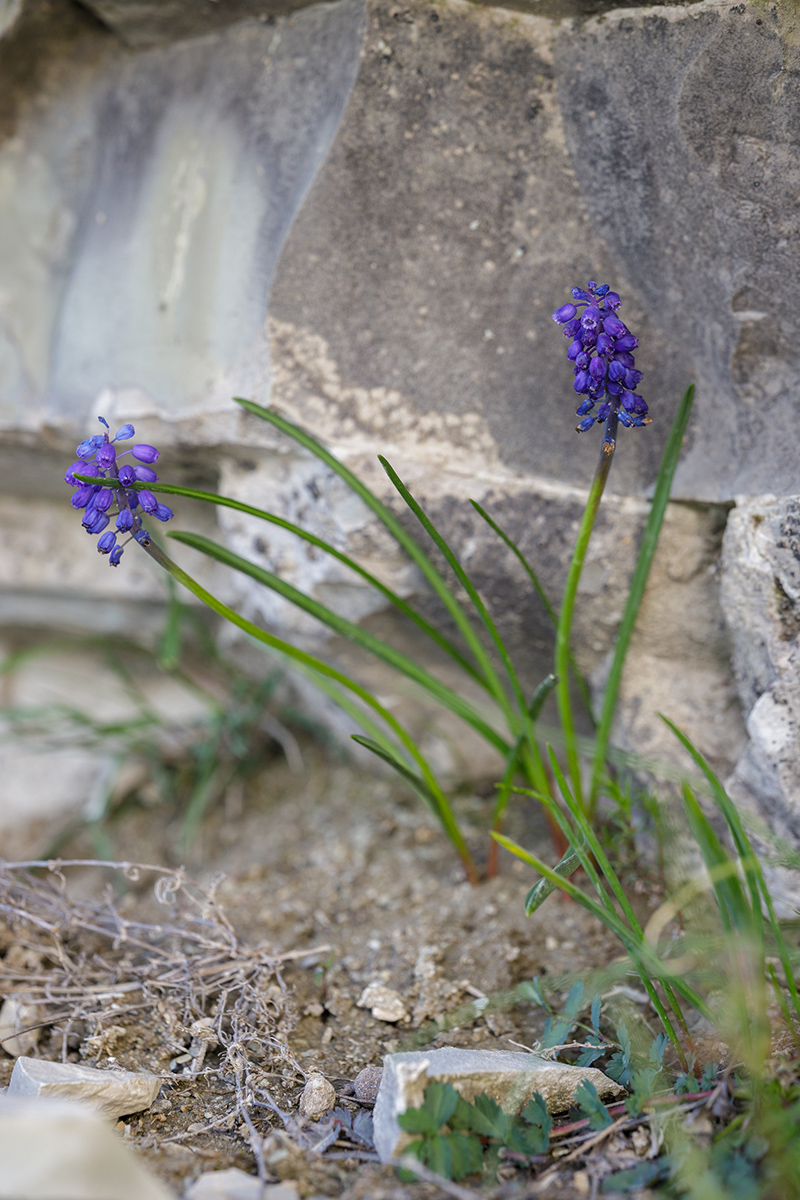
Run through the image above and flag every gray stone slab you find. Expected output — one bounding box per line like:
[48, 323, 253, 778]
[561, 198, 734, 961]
[372, 1046, 624, 1162]
[9, 1057, 162, 1120]
[555, 1, 800, 500]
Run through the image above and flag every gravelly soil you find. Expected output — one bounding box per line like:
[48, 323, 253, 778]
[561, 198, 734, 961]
[0, 740, 664, 1199]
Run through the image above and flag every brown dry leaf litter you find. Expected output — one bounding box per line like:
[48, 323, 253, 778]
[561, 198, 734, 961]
[0, 740, 668, 1199]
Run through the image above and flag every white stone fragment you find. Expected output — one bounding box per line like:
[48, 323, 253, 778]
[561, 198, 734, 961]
[298, 1071, 336, 1118]
[184, 1169, 299, 1200]
[0, 998, 41, 1058]
[356, 982, 408, 1023]
[0, 1094, 174, 1200]
[372, 1047, 625, 1162]
[9, 1057, 162, 1120]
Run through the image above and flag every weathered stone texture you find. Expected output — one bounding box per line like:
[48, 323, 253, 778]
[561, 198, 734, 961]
[0, 0, 797, 849]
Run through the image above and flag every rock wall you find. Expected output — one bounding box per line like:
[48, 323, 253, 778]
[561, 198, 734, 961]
[0, 0, 796, 858]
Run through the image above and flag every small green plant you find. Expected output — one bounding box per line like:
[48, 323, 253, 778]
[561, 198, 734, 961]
[66, 279, 695, 881]
[396, 1081, 551, 1181]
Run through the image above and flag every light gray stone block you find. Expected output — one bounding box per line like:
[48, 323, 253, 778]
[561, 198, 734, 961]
[0, 1094, 174, 1200]
[720, 494, 800, 909]
[184, 1170, 299, 1200]
[372, 1047, 624, 1162]
[9, 1057, 162, 1120]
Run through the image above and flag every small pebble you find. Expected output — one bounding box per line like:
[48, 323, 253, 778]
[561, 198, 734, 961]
[356, 982, 408, 1023]
[298, 1071, 336, 1118]
[354, 1064, 383, 1103]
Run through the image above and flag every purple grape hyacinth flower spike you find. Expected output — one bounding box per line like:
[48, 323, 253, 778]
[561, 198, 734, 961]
[552, 281, 651, 454]
[65, 418, 173, 566]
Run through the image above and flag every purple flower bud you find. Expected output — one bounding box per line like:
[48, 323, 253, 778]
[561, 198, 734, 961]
[126, 491, 140, 511]
[606, 380, 623, 396]
[118, 465, 136, 486]
[92, 487, 114, 512]
[97, 531, 117, 555]
[573, 370, 591, 394]
[595, 333, 614, 355]
[614, 351, 636, 369]
[567, 340, 583, 362]
[110, 546, 124, 566]
[581, 327, 597, 348]
[589, 356, 606, 382]
[615, 333, 638, 351]
[604, 292, 621, 310]
[621, 391, 636, 411]
[633, 395, 648, 415]
[597, 403, 611, 420]
[96, 443, 117, 469]
[71, 485, 97, 509]
[76, 436, 103, 460]
[595, 284, 610, 297]
[134, 528, 151, 547]
[608, 360, 626, 383]
[132, 444, 159, 464]
[576, 399, 594, 416]
[618, 409, 633, 427]
[586, 280, 598, 291]
[603, 317, 627, 338]
[575, 352, 590, 370]
[138, 489, 158, 513]
[572, 287, 590, 302]
[552, 303, 577, 324]
[113, 424, 135, 442]
[83, 509, 109, 534]
[624, 369, 643, 388]
[65, 461, 96, 485]
[133, 465, 158, 483]
[576, 416, 595, 432]
[581, 306, 602, 331]
[562, 317, 582, 338]
[153, 504, 174, 522]
[116, 509, 134, 532]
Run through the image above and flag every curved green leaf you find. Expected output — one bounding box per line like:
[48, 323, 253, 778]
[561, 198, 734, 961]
[169, 530, 509, 755]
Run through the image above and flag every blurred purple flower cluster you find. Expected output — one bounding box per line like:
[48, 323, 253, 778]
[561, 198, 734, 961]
[65, 418, 173, 566]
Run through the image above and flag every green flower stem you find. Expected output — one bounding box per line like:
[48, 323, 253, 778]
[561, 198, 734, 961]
[555, 426, 618, 813]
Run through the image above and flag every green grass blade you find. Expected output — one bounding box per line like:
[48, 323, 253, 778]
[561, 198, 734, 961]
[589, 384, 695, 811]
[117, 477, 483, 687]
[525, 847, 584, 915]
[470, 499, 596, 723]
[680, 783, 753, 939]
[493, 831, 711, 1047]
[546, 747, 697, 1044]
[233, 399, 499, 693]
[169, 530, 509, 755]
[491, 673, 557, 831]
[661, 714, 800, 1025]
[379, 456, 521, 718]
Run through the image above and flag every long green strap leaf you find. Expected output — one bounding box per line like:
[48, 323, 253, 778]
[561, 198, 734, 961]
[169, 530, 509, 755]
[589, 384, 695, 810]
[112, 478, 482, 686]
[233, 399, 499, 695]
[470, 499, 596, 724]
[491, 673, 558, 831]
[379, 457, 521, 723]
